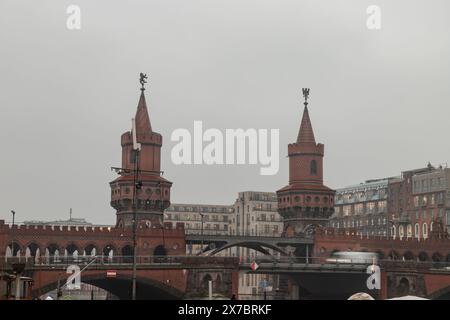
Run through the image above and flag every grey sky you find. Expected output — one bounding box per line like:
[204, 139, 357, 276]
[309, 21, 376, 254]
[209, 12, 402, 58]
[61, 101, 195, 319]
[1, 0, 449, 225]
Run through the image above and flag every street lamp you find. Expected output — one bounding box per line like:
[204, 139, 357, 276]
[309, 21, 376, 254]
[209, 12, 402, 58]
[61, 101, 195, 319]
[10, 210, 15, 258]
[199, 212, 205, 254]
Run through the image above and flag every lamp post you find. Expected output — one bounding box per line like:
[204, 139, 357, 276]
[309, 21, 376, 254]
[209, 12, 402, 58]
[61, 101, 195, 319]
[131, 148, 140, 301]
[200, 212, 205, 254]
[10, 210, 15, 258]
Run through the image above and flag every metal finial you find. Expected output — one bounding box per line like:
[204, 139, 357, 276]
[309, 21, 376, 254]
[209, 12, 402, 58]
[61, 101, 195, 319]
[302, 88, 310, 107]
[139, 73, 148, 92]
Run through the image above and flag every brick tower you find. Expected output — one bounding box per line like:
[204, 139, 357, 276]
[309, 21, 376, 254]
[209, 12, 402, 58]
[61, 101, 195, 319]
[110, 75, 172, 228]
[277, 89, 335, 237]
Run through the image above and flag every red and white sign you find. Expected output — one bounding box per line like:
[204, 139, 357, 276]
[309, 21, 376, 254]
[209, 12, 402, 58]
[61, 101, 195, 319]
[106, 270, 117, 278]
[251, 261, 259, 271]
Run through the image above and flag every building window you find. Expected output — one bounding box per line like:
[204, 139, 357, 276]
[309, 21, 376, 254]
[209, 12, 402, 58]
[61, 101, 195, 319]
[407, 224, 412, 238]
[310, 160, 317, 175]
[423, 223, 428, 238]
[399, 225, 404, 238]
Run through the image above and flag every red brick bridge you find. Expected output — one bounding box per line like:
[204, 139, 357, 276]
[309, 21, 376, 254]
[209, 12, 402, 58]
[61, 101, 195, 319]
[0, 220, 239, 299]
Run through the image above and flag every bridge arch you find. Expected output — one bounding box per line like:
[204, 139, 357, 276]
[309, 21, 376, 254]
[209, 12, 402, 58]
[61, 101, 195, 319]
[427, 285, 450, 300]
[207, 241, 287, 256]
[34, 273, 184, 300]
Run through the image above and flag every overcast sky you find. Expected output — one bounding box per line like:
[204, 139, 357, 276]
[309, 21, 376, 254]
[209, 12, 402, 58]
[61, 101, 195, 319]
[1, 0, 449, 225]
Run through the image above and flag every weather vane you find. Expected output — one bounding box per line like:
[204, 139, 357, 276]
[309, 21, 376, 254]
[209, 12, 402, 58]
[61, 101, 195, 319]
[302, 88, 310, 107]
[139, 73, 148, 91]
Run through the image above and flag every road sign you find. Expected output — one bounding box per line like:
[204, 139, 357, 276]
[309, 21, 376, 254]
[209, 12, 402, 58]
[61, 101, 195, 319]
[251, 261, 259, 271]
[106, 270, 117, 278]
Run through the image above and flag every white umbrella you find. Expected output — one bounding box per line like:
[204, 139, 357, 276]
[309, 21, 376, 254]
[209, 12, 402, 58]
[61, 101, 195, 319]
[388, 295, 429, 300]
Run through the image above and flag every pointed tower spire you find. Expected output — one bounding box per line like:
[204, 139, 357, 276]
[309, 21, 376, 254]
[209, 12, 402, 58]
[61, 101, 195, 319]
[297, 88, 316, 144]
[135, 73, 152, 136]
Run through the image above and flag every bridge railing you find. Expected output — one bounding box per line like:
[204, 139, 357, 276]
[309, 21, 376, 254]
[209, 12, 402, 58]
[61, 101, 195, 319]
[1, 255, 239, 268]
[242, 256, 450, 269]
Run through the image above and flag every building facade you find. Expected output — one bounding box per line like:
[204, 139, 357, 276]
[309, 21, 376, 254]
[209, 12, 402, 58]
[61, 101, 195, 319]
[165, 204, 233, 236]
[329, 163, 450, 240]
[391, 164, 450, 240]
[230, 191, 282, 237]
[329, 178, 390, 237]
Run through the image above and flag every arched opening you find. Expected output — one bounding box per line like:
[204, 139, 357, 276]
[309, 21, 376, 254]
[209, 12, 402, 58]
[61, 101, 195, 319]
[310, 160, 317, 175]
[398, 277, 410, 296]
[103, 245, 116, 257]
[153, 245, 167, 256]
[418, 251, 429, 262]
[46, 243, 59, 255]
[388, 250, 399, 260]
[26, 242, 39, 257]
[121, 245, 134, 263]
[6, 242, 21, 257]
[201, 274, 212, 292]
[403, 251, 415, 261]
[432, 252, 443, 262]
[84, 244, 97, 256]
[214, 274, 222, 291]
[66, 243, 79, 255]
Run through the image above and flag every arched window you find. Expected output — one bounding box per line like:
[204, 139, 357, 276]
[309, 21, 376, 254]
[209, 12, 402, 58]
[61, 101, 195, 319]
[423, 223, 428, 239]
[392, 225, 397, 237]
[407, 224, 412, 238]
[310, 160, 317, 175]
[399, 225, 404, 238]
[415, 223, 420, 239]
